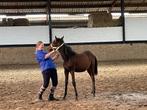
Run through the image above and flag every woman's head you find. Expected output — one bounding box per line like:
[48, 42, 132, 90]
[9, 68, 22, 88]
[36, 41, 44, 50]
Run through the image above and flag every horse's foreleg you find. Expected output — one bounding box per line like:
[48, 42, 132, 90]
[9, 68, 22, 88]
[63, 69, 69, 100]
[70, 71, 78, 100]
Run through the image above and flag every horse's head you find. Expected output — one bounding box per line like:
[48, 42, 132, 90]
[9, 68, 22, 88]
[51, 36, 64, 51]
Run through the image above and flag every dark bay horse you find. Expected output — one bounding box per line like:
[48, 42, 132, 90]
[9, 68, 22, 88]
[51, 36, 98, 100]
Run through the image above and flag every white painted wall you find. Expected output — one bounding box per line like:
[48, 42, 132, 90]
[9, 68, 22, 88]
[0, 26, 49, 45]
[53, 27, 122, 43]
[0, 26, 122, 45]
[125, 17, 147, 41]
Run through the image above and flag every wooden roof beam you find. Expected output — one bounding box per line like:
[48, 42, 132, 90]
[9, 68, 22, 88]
[0, 0, 54, 1]
[0, 5, 46, 9]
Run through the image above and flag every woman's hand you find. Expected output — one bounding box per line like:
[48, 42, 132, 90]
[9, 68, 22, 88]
[45, 50, 56, 59]
[52, 51, 60, 61]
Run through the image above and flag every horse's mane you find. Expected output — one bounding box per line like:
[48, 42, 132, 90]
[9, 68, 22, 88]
[62, 44, 76, 61]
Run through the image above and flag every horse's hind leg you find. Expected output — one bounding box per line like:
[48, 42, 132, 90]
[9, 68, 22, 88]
[91, 75, 96, 97]
[63, 69, 69, 100]
[70, 71, 78, 100]
[87, 69, 96, 97]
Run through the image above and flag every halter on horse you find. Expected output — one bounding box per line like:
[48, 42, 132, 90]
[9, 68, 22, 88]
[50, 42, 64, 51]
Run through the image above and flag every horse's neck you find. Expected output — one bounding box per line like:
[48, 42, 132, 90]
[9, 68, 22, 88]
[60, 45, 76, 61]
[60, 53, 68, 61]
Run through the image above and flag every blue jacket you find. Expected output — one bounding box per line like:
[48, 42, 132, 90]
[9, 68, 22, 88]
[35, 50, 56, 72]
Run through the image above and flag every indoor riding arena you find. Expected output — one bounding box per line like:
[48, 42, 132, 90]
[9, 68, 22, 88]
[0, 0, 147, 110]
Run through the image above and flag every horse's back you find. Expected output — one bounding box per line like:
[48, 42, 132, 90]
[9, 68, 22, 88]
[66, 52, 90, 72]
[74, 50, 96, 64]
[63, 50, 97, 72]
[83, 50, 96, 58]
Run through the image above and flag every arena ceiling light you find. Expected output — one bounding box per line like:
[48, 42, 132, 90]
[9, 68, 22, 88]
[0, 14, 89, 21]
[26, 14, 88, 21]
[111, 12, 147, 18]
[51, 14, 69, 17]
[25, 14, 46, 18]
[0, 15, 6, 18]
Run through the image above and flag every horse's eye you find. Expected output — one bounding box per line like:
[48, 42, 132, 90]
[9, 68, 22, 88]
[53, 41, 56, 44]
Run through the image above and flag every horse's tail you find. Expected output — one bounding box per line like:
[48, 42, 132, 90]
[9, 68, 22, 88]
[94, 57, 98, 75]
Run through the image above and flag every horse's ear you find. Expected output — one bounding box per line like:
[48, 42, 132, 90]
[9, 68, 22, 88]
[61, 36, 64, 40]
[55, 36, 57, 39]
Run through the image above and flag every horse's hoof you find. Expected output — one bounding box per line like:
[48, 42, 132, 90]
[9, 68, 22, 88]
[75, 97, 78, 101]
[62, 97, 66, 100]
[91, 91, 96, 97]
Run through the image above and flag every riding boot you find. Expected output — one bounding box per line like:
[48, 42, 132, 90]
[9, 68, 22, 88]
[38, 92, 43, 100]
[48, 93, 59, 101]
[38, 85, 46, 100]
[48, 87, 58, 101]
